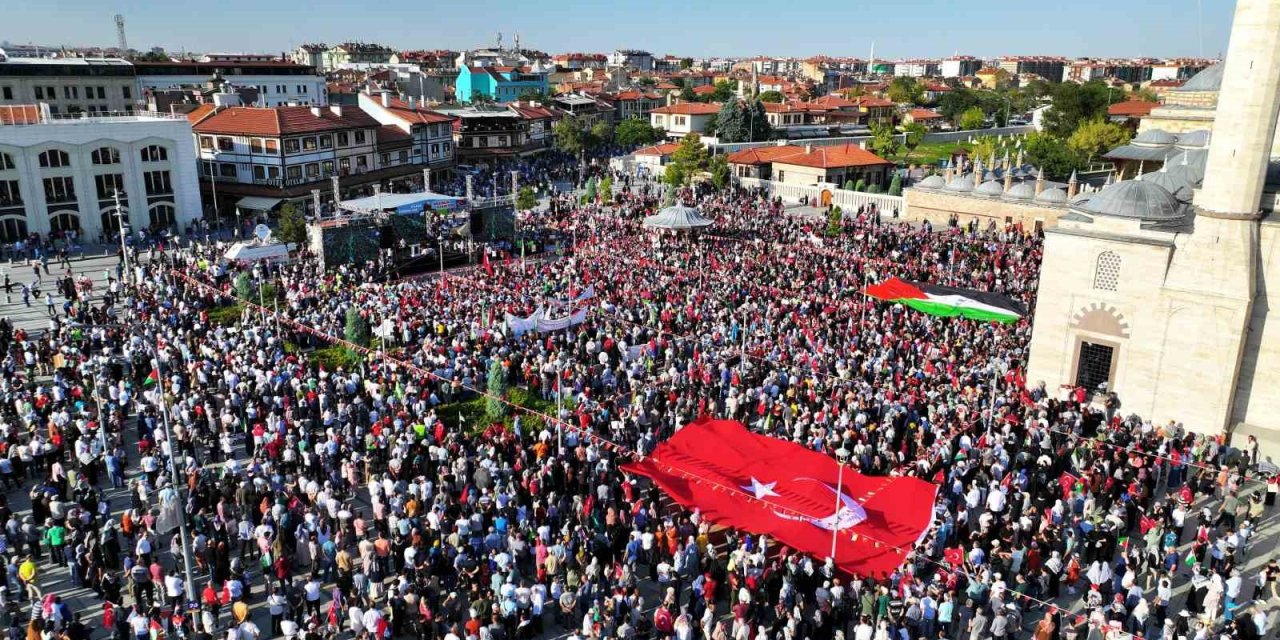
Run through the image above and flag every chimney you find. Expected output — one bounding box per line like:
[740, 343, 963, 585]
[381, 91, 391, 108]
[408, 97, 417, 110]
[805, 144, 813, 154]
[1067, 170, 1078, 199]
[310, 106, 322, 117]
[329, 104, 343, 117]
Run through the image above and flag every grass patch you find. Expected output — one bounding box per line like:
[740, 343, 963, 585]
[438, 397, 491, 436]
[207, 302, 245, 326]
[433, 387, 576, 439]
[310, 344, 363, 371]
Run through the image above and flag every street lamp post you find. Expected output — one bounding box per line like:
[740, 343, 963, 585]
[149, 341, 198, 611]
[206, 151, 220, 231]
[555, 360, 564, 455]
[831, 447, 851, 560]
[113, 190, 131, 286]
[437, 234, 445, 276]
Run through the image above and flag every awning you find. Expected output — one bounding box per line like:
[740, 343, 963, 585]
[236, 196, 283, 212]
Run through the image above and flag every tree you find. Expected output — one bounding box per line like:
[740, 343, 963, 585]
[958, 106, 987, 131]
[869, 125, 901, 160]
[637, 77, 656, 86]
[887, 172, 903, 196]
[591, 121, 613, 145]
[843, 180, 856, 190]
[902, 122, 928, 155]
[757, 90, 785, 103]
[1132, 87, 1160, 103]
[679, 86, 697, 103]
[1067, 118, 1132, 162]
[938, 89, 981, 123]
[826, 207, 843, 237]
[486, 360, 507, 421]
[715, 99, 771, 143]
[970, 136, 999, 164]
[703, 113, 718, 137]
[515, 186, 538, 211]
[616, 118, 660, 148]
[234, 272, 254, 301]
[887, 77, 923, 105]
[866, 184, 881, 193]
[344, 306, 371, 348]
[275, 202, 307, 246]
[584, 177, 598, 201]
[680, 57, 694, 70]
[708, 154, 730, 190]
[664, 134, 709, 185]
[599, 176, 613, 202]
[1023, 132, 1083, 180]
[553, 117, 589, 155]
[710, 80, 737, 103]
[1042, 81, 1121, 138]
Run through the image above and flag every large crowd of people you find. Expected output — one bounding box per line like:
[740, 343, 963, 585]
[0, 162, 1274, 640]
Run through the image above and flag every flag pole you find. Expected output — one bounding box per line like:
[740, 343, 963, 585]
[831, 447, 850, 561]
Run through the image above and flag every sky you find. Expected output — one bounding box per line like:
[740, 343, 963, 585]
[4, 0, 1234, 60]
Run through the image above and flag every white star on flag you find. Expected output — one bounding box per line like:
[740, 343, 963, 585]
[742, 477, 780, 500]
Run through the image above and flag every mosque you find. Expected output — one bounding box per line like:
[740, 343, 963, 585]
[1024, 0, 1280, 443]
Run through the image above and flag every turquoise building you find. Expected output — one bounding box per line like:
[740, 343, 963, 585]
[454, 66, 549, 103]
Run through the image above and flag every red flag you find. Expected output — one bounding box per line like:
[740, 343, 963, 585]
[622, 418, 937, 578]
[1059, 472, 1078, 499]
[943, 547, 965, 567]
[709, 254, 721, 271]
[1140, 515, 1158, 535]
[483, 252, 493, 277]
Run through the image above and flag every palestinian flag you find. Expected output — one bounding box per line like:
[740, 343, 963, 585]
[863, 277, 1025, 324]
[143, 368, 160, 388]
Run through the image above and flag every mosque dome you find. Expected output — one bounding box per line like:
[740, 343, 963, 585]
[944, 174, 975, 192]
[1173, 63, 1224, 93]
[916, 175, 945, 189]
[1004, 182, 1036, 201]
[1175, 130, 1210, 149]
[1074, 179, 1186, 221]
[1143, 170, 1195, 203]
[1131, 129, 1178, 147]
[1034, 188, 1069, 205]
[1165, 149, 1208, 186]
[974, 180, 1005, 197]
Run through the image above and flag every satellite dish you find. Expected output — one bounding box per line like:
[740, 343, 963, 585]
[253, 224, 273, 243]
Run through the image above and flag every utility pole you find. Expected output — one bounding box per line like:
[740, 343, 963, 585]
[152, 342, 198, 610]
[114, 191, 130, 286]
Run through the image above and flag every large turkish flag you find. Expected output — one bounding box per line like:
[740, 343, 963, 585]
[623, 418, 937, 578]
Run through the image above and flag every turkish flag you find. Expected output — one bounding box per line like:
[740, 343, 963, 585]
[943, 546, 966, 567]
[622, 418, 937, 578]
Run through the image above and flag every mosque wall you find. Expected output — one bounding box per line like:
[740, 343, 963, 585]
[1233, 218, 1280, 430]
[902, 189, 1067, 230]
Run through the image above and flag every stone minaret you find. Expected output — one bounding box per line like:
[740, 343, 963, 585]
[1164, 0, 1280, 428]
[1067, 170, 1078, 199]
[1034, 167, 1045, 195]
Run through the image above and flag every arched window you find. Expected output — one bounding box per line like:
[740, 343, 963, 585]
[140, 145, 169, 162]
[149, 203, 176, 229]
[0, 216, 26, 242]
[38, 149, 70, 168]
[1093, 251, 1121, 291]
[101, 207, 126, 234]
[91, 147, 121, 165]
[49, 212, 80, 233]
[0, 153, 14, 172]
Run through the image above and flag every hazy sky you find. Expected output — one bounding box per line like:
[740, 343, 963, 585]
[4, 0, 1233, 60]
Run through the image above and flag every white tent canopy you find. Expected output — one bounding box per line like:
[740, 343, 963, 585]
[642, 204, 713, 230]
[236, 196, 282, 212]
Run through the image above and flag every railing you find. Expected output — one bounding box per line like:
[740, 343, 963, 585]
[2, 108, 190, 127]
[737, 177, 905, 213]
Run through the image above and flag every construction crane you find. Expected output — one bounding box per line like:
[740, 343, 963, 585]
[115, 14, 128, 54]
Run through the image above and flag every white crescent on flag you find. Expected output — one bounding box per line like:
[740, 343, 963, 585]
[772, 477, 868, 531]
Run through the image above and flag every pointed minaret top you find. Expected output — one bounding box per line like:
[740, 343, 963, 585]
[1068, 170, 1078, 183]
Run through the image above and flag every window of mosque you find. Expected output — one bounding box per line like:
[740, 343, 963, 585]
[1093, 251, 1121, 291]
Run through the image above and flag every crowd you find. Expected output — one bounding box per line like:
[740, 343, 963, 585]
[0, 168, 1274, 640]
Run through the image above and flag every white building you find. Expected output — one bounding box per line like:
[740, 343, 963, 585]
[0, 105, 202, 243]
[357, 92, 456, 170]
[133, 61, 327, 107]
[608, 50, 654, 72]
[893, 60, 940, 78]
[650, 102, 720, 139]
[941, 57, 982, 78]
[0, 56, 139, 116]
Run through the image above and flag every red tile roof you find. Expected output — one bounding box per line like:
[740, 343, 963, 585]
[1148, 79, 1185, 88]
[772, 144, 893, 169]
[192, 105, 379, 136]
[0, 105, 41, 126]
[633, 143, 681, 157]
[651, 102, 721, 115]
[692, 85, 717, 95]
[376, 125, 413, 146]
[762, 102, 817, 114]
[807, 95, 856, 110]
[383, 97, 455, 125]
[908, 108, 943, 120]
[509, 103, 560, 120]
[1107, 99, 1160, 117]
[726, 145, 807, 165]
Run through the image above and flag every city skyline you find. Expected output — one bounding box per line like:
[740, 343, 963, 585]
[5, 0, 1233, 61]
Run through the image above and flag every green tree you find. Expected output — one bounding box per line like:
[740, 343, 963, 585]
[591, 121, 613, 145]
[679, 86, 697, 103]
[344, 306, 371, 348]
[869, 125, 901, 160]
[1067, 118, 1132, 162]
[518, 89, 549, 102]
[553, 117, 589, 155]
[902, 122, 928, 155]
[680, 57, 694, 70]
[708, 154, 730, 189]
[637, 77, 656, 86]
[584, 177, 598, 201]
[715, 99, 771, 143]
[664, 133, 709, 185]
[757, 90, 785, 103]
[1042, 81, 1121, 138]
[958, 106, 987, 130]
[703, 113, 718, 137]
[663, 162, 688, 187]
[599, 176, 614, 202]
[275, 202, 307, 246]
[887, 172, 903, 196]
[866, 184, 881, 193]
[1024, 132, 1083, 180]
[486, 360, 507, 421]
[826, 207, 843, 237]
[1132, 87, 1160, 103]
[515, 186, 538, 211]
[616, 118, 660, 148]
[710, 80, 737, 103]
[938, 89, 981, 123]
[970, 136, 999, 164]
[887, 77, 924, 105]
[843, 180, 855, 190]
[234, 272, 254, 301]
